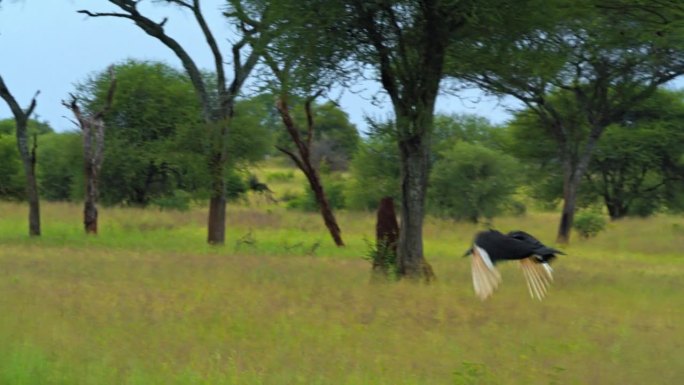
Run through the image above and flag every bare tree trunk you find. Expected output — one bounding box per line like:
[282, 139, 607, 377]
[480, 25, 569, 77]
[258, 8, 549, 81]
[64, 68, 116, 235]
[23, 134, 41, 236]
[0, 76, 41, 236]
[275, 97, 345, 247]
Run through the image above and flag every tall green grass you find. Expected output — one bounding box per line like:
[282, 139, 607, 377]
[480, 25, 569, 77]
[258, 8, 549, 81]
[0, 201, 683, 384]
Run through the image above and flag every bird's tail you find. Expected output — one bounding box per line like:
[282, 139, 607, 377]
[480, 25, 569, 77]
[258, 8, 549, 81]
[471, 246, 501, 300]
[519, 258, 553, 300]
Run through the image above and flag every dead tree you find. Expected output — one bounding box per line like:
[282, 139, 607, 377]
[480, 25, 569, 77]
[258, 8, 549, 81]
[372, 196, 399, 280]
[63, 67, 117, 234]
[0, 76, 41, 236]
[275, 96, 345, 247]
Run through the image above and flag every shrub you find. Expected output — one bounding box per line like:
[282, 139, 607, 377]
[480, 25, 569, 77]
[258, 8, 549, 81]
[428, 141, 520, 223]
[287, 178, 346, 212]
[345, 137, 400, 210]
[150, 190, 192, 211]
[573, 211, 607, 238]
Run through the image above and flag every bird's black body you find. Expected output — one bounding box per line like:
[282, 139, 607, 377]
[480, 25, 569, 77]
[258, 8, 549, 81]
[506, 230, 564, 263]
[465, 229, 564, 300]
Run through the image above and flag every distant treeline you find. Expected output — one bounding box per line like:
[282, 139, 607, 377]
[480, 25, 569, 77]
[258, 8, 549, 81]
[1, 61, 683, 222]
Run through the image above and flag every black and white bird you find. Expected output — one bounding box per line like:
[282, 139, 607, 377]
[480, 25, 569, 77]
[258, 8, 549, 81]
[464, 229, 564, 300]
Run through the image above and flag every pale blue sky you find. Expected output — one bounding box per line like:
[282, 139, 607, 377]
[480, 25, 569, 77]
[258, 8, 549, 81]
[0, 0, 515, 132]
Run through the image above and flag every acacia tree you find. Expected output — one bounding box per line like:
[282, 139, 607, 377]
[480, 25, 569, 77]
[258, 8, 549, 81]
[453, 0, 684, 242]
[63, 67, 117, 234]
[263, 0, 527, 280]
[0, 76, 40, 236]
[80, 0, 271, 244]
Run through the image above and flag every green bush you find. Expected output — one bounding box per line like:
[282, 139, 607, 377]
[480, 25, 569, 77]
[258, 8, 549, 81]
[573, 211, 607, 238]
[150, 190, 192, 211]
[428, 141, 520, 223]
[345, 137, 400, 210]
[0, 135, 24, 200]
[287, 178, 346, 212]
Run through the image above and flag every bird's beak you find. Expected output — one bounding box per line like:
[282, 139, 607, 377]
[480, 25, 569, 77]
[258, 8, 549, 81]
[462, 248, 473, 258]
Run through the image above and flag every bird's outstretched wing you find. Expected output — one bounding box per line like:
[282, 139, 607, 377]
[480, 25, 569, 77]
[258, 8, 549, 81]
[519, 258, 553, 300]
[471, 245, 502, 300]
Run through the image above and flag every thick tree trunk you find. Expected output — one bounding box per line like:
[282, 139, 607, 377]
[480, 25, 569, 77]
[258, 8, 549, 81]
[396, 133, 434, 282]
[207, 153, 227, 244]
[207, 195, 227, 244]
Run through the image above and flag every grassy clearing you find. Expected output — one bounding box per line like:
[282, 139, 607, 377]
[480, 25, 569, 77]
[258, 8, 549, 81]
[0, 201, 683, 384]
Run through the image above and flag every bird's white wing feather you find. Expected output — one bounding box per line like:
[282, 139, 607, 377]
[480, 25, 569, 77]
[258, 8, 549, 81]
[471, 246, 501, 300]
[519, 257, 553, 300]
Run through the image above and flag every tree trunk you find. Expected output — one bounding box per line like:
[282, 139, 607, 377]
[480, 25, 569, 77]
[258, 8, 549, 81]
[396, 133, 434, 282]
[21, 133, 40, 236]
[557, 163, 577, 244]
[84, 162, 99, 234]
[207, 152, 227, 244]
[275, 97, 345, 247]
[557, 129, 602, 243]
[308, 168, 344, 246]
[0, 77, 41, 236]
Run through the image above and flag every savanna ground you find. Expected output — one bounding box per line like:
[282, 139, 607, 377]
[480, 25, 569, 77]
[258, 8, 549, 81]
[0, 167, 683, 384]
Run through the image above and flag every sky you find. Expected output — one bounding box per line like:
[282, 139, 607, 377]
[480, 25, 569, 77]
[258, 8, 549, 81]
[0, 0, 516, 133]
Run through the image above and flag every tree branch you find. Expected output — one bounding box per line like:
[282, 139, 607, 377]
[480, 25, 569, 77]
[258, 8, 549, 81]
[80, 0, 211, 122]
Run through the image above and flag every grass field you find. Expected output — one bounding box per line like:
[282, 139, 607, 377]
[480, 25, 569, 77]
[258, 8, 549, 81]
[1, 200, 683, 384]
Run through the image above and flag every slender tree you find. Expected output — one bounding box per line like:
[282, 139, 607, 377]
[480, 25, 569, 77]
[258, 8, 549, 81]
[274, 93, 345, 246]
[63, 66, 117, 234]
[0, 76, 40, 236]
[80, 0, 271, 244]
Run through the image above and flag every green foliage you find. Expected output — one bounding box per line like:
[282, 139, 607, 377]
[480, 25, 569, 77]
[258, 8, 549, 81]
[36, 132, 83, 201]
[584, 90, 684, 218]
[150, 189, 192, 211]
[345, 134, 400, 210]
[265, 170, 295, 183]
[573, 211, 607, 239]
[0, 118, 53, 136]
[364, 238, 398, 281]
[0, 134, 23, 199]
[428, 141, 520, 223]
[73, 60, 272, 206]
[287, 176, 346, 212]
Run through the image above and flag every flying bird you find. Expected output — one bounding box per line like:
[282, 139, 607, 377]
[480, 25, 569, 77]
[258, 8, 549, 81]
[464, 229, 564, 300]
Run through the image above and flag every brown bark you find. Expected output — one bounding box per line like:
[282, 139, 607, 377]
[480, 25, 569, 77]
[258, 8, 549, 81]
[0, 76, 41, 236]
[396, 130, 435, 282]
[275, 97, 345, 247]
[63, 68, 116, 235]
